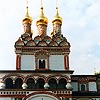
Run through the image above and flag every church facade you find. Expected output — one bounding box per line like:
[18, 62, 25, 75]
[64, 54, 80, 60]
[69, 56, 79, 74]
[0, 1, 100, 100]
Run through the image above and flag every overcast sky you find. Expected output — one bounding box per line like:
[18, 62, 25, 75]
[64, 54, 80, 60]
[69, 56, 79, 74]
[0, 0, 100, 75]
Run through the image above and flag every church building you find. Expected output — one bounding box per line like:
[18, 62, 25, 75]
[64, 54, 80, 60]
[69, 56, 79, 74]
[0, 0, 100, 100]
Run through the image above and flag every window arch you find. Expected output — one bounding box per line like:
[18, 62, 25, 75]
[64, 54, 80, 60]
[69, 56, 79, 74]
[35, 50, 49, 70]
[26, 78, 35, 89]
[15, 78, 23, 89]
[81, 84, 85, 91]
[36, 78, 45, 89]
[58, 78, 67, 89]
[39, 59, 45, 69]
[5, 78, 13, 89]
[48, 78, 57, 89]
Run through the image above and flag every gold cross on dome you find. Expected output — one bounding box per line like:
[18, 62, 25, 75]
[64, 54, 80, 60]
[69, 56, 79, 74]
[26, 0, 28, 7]
[56, 0, 58, 8]
[41, 0, 43, 7]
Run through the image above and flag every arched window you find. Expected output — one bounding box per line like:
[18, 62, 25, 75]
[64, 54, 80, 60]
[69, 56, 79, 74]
[35, 50, 49, 70]
[58, 78, 67, 89]
[39, 59, 45, 69]
[81, 84, 85, 91]
[48, 78, 57, 89]
[15, 78, 23, 89]
[36, 78, 45, 89]
[5, 78, 13, 89]
[26, 78, 35, 89]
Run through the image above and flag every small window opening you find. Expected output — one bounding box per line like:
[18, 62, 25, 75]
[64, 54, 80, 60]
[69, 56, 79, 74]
[81, 84, 85, 91]
[39, 59, 45, 69]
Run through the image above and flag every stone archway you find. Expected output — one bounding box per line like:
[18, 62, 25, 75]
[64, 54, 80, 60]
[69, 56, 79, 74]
[23, 91, 61, 100]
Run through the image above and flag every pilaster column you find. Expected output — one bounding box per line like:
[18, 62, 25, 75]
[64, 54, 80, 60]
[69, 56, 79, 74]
[16, 54, 21, 70]
[64, 54, 69, 70]
[47, 56, 49, 69]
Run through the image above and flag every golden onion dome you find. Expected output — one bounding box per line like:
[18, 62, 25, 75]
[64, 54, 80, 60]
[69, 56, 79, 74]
[52, 7, 62, 25]
[36, 7, 48, 26]
[22, 6, 33, 24]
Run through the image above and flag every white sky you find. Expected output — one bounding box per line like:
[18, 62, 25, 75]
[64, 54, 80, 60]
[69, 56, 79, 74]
[0, 0, 100, 75]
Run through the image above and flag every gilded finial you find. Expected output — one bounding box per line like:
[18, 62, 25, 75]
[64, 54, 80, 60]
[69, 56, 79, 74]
[22, 0, 33, 24]
[56, 0, 58, 9]
[26, 0, 28, 7]
[36, 0, 48, 26]
[41, 0, 43, 8]
[52, 0, 62, 25]
[56, 0, 59, 16]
